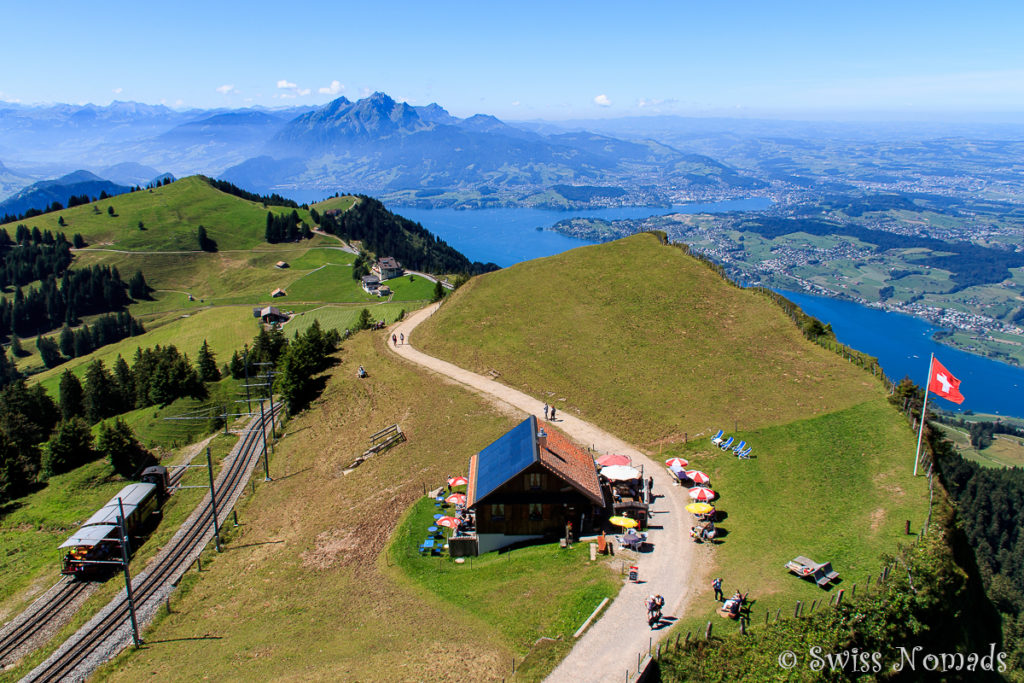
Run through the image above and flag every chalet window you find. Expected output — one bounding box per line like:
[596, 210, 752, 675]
[491, 504, 505, 521]
[529, 503, 543, 520]
[527, 473, 544, 490]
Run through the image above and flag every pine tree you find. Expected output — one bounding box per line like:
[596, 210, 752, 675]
[59, 369, 85, 420]
[59, 325, 75, 358]
[431, 280, 445, 302]
[97, 418, 151, 478]
[355, 308, 373, 330]
[197, 339, 220, 382]
[83, 359, 117, 423]
[42, 417, 94, 476]
[112, 355, 135, 413]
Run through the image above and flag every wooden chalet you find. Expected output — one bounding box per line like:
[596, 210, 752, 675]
[467, 416, 607, 554]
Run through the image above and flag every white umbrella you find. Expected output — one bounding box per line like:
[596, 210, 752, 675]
[601, 465, 641, 481]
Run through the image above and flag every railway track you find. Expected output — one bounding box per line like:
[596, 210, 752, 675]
[0, 429, 226, 671]
[21, 405, 281, 682]
[0, 580, 89, 669]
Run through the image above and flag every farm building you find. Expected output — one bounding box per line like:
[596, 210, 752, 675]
[254, 306, 288, 324]
[275, 261, 289, 269]
[372, 257, 403, 280]
[361, 275, 381, 293]
[271, 288, 286, 298]
[466, 416, 607, 554]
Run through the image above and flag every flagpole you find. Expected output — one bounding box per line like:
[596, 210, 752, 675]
[913, 353, 934, 477]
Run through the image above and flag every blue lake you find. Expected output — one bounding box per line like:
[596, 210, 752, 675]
[778, 290, 1023, 417]
[388, 198, 772, 267]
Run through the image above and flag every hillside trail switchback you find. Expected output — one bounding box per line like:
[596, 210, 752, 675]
[389, 303, 704, 682]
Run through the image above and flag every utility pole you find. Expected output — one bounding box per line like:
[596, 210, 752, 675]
[243, 346, 252, 414]
[258, 399, 271, 481]
[116, 506, 142, 648]
[264, 368, 277, 440]
[206, 447, 221, 552]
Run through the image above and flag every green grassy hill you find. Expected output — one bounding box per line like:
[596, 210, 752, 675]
[415, 232, 930, 634]
[1, 176, 317, 252]
[417, 233, 879, 444]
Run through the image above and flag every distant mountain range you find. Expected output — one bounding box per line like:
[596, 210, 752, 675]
[0, 169, 171, 220]
[0, 95, 764, 207]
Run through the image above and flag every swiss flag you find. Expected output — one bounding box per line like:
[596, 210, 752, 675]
[928, 358, 964, 404]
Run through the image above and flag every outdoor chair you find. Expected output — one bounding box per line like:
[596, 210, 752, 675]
[737, 446, 752, 459]
[718, 436, 734, 450]
[711, 429, 724, 445]
[732, 440, 747, 454]
[418, 539, 440, 556]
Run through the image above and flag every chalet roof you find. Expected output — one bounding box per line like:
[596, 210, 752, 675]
[537, 425, 603, 505]
[378, 256, 401, 269]
[260, 306, 282, 318]
[271, 288, 286, 296]
[361, 275, 380, 285]
[468, 416, 603, 507]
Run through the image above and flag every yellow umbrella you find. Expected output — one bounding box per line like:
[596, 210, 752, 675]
[686, 502, 714, 515]
[608, 516, 638, 529]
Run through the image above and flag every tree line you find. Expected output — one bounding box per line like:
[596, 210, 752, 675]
[205, 177, 300, 209]
[35, 311, 146, 369]
[0, 339, 218, 503]
[0, 264, 135, 340]
[265, 210, 313, 244]
[318, 196, 499, 275]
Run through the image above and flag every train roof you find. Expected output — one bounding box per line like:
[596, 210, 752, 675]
[80, 483, 157, 528]
[59, 524, 118, 549]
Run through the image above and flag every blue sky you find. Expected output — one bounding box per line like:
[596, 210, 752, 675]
[2, 0, 1022, 119]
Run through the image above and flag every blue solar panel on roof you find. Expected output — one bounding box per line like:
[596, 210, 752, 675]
[474, 416, 538, 503]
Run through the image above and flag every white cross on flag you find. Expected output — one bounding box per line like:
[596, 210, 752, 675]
[928, 357, 964, 404]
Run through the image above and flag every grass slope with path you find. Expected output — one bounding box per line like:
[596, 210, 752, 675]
[92, 331, 617, 682]
[414, 232, 929, 639]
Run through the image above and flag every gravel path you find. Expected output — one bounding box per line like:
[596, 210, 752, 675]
[389, 303, 704, 682]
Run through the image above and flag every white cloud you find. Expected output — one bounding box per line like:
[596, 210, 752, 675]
[216, 84, 237, 95]
[277, 80, 297, 89]
[112, 87, 123, 95]
[359, 87, 371, 98]
[298, 88, 311, 96]
[318, 80, 344, 95]
[512, 100, 521, 107]
[593, 94, 612, 107]
[174, 99, 184, 107]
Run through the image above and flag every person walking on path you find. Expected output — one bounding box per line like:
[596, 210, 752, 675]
[400, 332, 405, 345]
[550, 405, 557, 421]
[712, 577, 724, 601]
[543, 403, 549, 420]
[392, 333, 397, 347]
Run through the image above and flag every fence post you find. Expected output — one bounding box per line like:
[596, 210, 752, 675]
[836, 589, 844, 606]
[794, 601, 801, 618]
[851, 584, 856, 600]
[705, 621, 713, 640]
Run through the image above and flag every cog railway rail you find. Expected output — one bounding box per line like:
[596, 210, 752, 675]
[13, 405, 280, 682]
[0, 462, 197, 670]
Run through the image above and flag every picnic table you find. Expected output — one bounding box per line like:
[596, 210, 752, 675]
[785, 556, 840, 587]
[418, 538, 440, 555]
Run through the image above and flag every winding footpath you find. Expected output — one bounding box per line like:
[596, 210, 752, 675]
[389, 303, 702, 682]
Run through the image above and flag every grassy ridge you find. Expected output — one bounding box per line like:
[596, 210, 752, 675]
[416, 232, 880, 446]
[414, 232, 929, 642]
[1, 176, 313, 252]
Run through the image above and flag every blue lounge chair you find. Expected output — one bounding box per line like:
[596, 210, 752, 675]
[718, 436, 734, 450]
[711, 429, 724, 445]
[732, 440, 747, 454]
[737, 446, 752, 459]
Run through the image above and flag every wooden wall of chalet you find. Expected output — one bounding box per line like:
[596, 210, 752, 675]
[474, 462, 594, 536]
